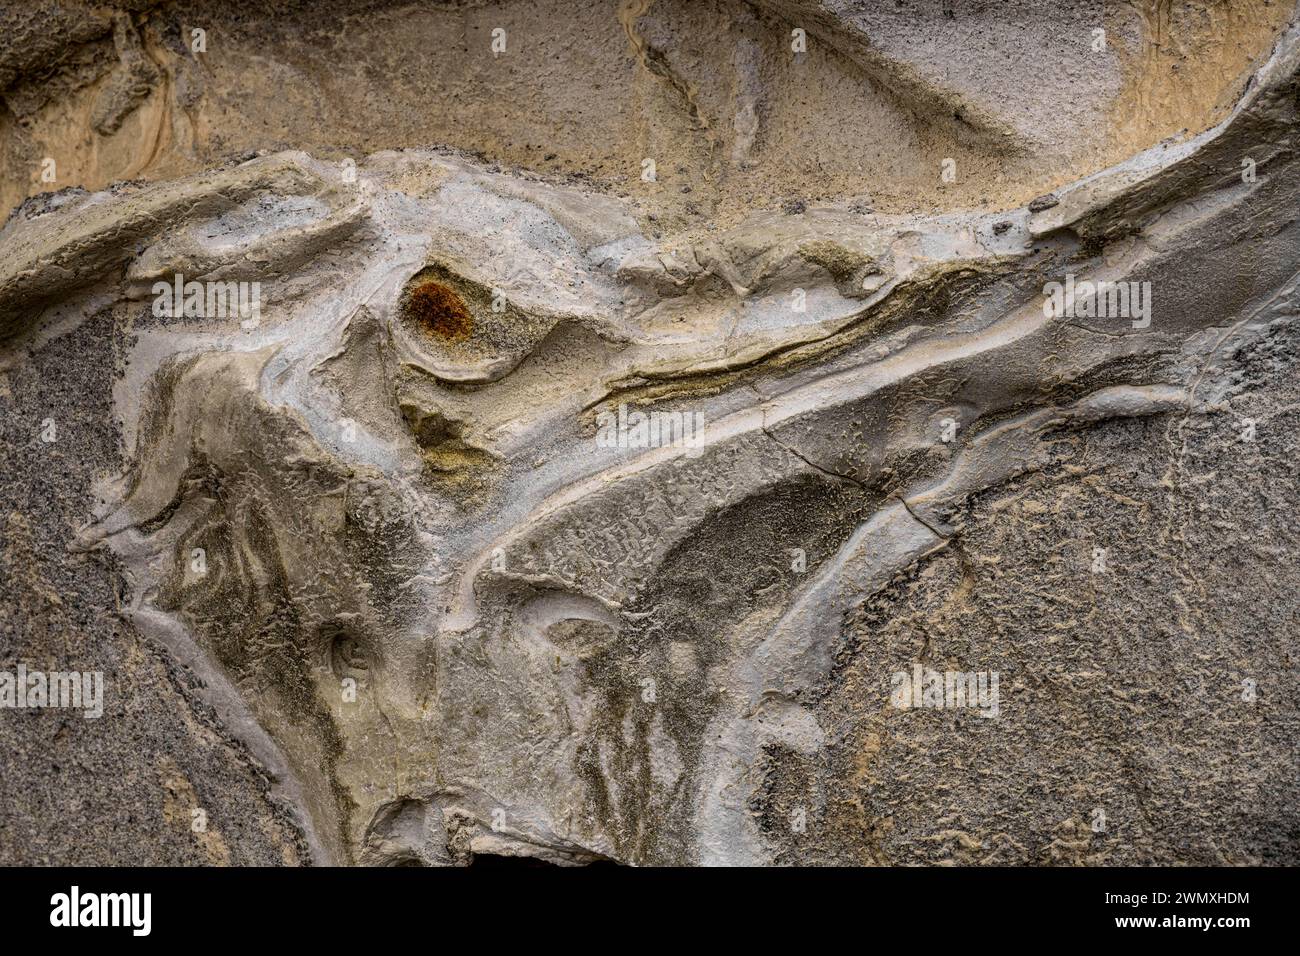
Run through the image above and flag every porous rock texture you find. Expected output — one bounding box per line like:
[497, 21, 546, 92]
[1, 0, 1298, 866]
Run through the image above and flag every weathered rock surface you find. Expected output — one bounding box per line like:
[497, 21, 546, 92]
[1, 1, 1298, 866]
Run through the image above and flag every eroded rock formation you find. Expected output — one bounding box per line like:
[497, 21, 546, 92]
[2, 0, 1298, 866]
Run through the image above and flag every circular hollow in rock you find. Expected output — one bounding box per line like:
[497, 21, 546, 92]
[404, 279, 473, 343]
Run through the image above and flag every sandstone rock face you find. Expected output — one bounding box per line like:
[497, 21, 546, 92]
[1, 1, 1298, 866]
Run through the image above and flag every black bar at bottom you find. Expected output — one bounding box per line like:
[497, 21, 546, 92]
[0, 865, 1281, 941]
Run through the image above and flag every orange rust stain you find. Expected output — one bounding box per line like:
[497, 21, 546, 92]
[405, 280, 473, 342]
